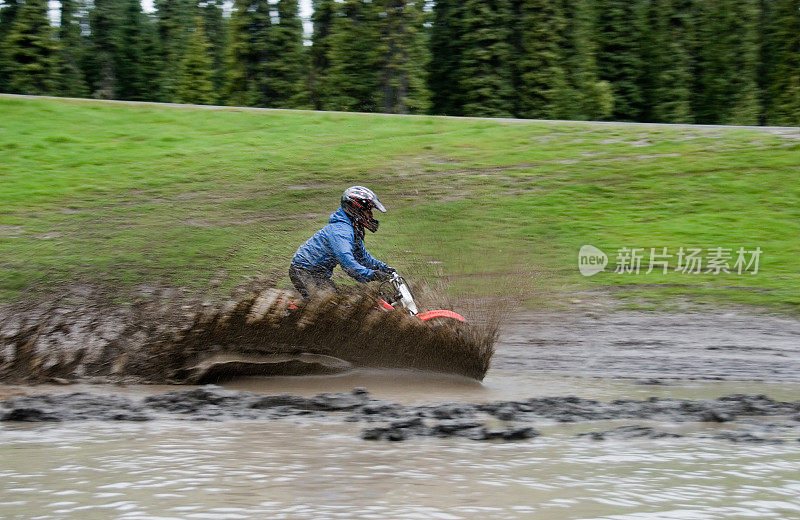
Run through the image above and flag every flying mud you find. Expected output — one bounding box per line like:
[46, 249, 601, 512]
[0, 285, 497, 385]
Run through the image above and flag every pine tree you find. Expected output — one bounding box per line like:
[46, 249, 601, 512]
[560, 0, 613, 120]
[200, 0, 227, 99]
[324, 0, 381, 112]
[87, 0, 120, 99]
[514, 0, 569, 119]
[596, 0, 646, 121]
[175, 16, 215, 104]
[309, 0, 336, 109]
[115, 0, 150, 100]
[1, 0, 61, 95]
[0, 0, 20, 43]
[225, 0, 253, 105]
[263, 0, 307, 108]
[226, 0, 271, 106]
[457, 0, 515, 117]
[641, 0, 693, 123]
[58, 0, 89, 97]
[429, 0, 462, 115]
[155, 0, 196, 101]
[0, 0, 21, 90]
[139, 14, 164, 101]
[692, 0, 761, 125]
[726, 0, 761, 125]
[764, 0, 800, 125]
[379, 0, 430, 114]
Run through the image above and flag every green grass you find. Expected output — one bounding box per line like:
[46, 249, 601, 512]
[2, 95, 799, 312]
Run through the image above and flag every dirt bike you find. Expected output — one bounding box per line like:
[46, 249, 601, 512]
[377, 272, 467, 323]
[278, 271, 467, 323]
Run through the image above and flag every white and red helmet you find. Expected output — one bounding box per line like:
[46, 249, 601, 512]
[341, 186, 386, 233]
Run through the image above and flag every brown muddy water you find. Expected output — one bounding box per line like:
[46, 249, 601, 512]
[2, 418, 799, 519]
[2, 310, 800, 519]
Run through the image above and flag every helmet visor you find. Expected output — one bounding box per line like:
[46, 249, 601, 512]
[371, 196, 386, 213]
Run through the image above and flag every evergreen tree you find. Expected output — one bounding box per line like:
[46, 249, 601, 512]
[379, 0, 430, 114]
[514, 0, 569, 119]
[115, 0, 150, 100]
[309, 0, 336, 109]
[155, 0, 196, 101]
[0, 0, 20, 43]
[139, 14, 164, 100]
[324, 0, 381, 112]
[200, 0, 227, 98]
[764, 0, 800, 125]
[726, 0, 761, 125]
[58, 0, 89, 97]
[596, 0, 646, 121]
[641, 0, 693, 123]
[457, 0, 515, 117]
[175, 15, 215, 104]
[692, 0, 761, 124]
[226, 0, 271, 106]
[0, 2, 19, 39]
[263, 0, 307, 107]
[560, 0, 613, 120]
[87, 0, 120, 98]
[759, 0, 777, 124]
[0, 0, 21, 89]
[429, 0, 462, 114]
[1, 0, 61, 95]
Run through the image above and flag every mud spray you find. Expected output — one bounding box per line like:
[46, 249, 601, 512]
[0, 284, 498, 385]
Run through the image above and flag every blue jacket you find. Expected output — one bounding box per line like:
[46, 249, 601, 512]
[291, 208, 388, 282]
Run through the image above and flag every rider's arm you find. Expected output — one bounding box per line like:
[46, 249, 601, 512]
[329, 226, 375, 282]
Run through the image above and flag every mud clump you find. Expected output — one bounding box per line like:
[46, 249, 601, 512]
[361, 421, 539, 442]
[2, 387, 798, 443]
[707, 432, 785, 444]
[1, 392, 152, 422]
[579, 425, 788, 443]
[0, 285, 496, 384]
[578, 426, 684, 441]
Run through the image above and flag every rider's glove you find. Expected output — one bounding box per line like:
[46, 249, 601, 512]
[382, 266, 396, 274]
[371, 270, 392, 282]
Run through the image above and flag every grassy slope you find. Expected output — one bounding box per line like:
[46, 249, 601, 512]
[1, 96, 799, 311]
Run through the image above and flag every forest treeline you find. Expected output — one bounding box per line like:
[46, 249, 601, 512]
[1, 0, 799, 125]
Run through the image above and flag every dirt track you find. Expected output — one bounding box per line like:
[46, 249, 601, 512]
[495, 310, 800, 382]
[2, 286, 800, 385]
[3, 304, 800, 443]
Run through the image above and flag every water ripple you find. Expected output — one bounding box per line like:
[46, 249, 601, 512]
[0, 421, 798, 519]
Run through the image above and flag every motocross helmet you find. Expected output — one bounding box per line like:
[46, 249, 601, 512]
[341, 186, 386, 233]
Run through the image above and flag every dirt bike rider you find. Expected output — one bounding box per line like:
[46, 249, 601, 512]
[289, 186, 395, 299]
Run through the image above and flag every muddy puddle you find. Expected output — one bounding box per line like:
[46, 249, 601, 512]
[1, 309, 799, 518]
[2, 419, 799, 519]
[223, 368, 800, 404]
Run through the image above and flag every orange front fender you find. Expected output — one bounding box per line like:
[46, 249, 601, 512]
[416, 309, 467, 323]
